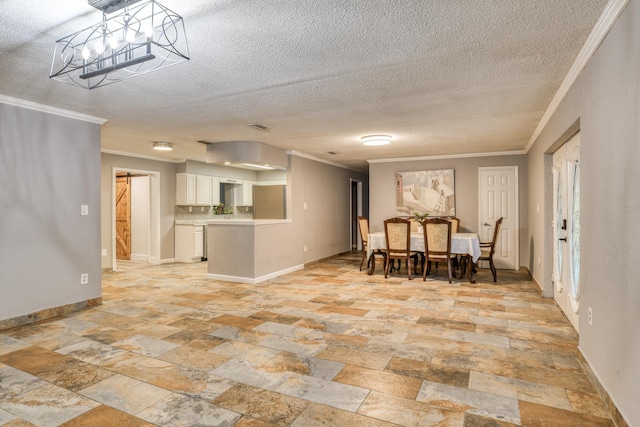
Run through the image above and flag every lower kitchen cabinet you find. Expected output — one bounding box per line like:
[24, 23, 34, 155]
[175, 224, 205, 262]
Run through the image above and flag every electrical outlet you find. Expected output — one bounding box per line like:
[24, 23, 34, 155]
[80, 273, 89, 284]
[102, 249, 107, 256]
[304, 245, 307, 252]
[81, 205, 89, 215]
[588, 307, 593, 326]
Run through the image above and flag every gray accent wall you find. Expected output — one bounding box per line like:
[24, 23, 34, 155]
[527, 2, 640, 423]
[292, 156, 370, 262]
[0, 103, 101, 321]
[369, 155, 528, 264]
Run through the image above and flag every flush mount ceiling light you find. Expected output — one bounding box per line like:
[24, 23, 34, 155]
[152, 141, 173, 151]
[50, 0, 189, 89]
[361, 135, 392, 146]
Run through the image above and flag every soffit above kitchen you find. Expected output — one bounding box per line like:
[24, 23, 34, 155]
[0, 0, 609, 172]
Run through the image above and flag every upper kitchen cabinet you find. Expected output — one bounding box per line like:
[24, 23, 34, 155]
[211, 176, 220, 205]
[177, 173, 214, 205]
[196, 175, 212, 205]
[242, 180, 255, 206]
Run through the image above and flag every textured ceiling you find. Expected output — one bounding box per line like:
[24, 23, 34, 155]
[0, 0, 609, 171]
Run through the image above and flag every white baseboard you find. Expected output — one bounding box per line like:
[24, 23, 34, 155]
[160, 258, 175, 264]
[130, 254, 149, 262]
[207, 264, 304, 284]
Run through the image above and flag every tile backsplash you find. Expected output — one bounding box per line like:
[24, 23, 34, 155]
[175, 205, 253, 220]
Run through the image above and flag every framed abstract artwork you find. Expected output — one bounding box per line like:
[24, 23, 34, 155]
[395, 169, 455, 217]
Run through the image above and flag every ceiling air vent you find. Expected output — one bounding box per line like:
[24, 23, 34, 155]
[249, 123, 269, 131]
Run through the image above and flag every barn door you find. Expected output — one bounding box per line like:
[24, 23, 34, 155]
[116, 176, 131, 260]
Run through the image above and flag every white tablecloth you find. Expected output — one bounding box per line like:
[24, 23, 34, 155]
[367, 232, 481, 262]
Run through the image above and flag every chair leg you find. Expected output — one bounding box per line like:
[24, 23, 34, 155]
[489, 258, 497, 282]
[447, 259, 452, 283]
[359, 251, 366, 271]
[384, 255, 390, 278]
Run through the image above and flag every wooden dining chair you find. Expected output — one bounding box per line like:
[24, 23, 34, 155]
[445, 216, 461, 272]
[423, 217, 456, 283]
[357, 216, 370, 271]
[357, 216, 385, 271]
[445, 216, 460, 232]
[383, 217, 418, 279]
[478, 217, 503, 282]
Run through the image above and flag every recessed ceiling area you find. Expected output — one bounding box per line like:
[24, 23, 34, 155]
[0, 0, 609, 171]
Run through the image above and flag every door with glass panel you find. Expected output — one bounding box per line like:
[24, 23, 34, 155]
[552, 133, 580, 331]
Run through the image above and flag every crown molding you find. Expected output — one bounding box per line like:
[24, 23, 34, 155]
[101, 148, 186, 163]
[0, 94, 107, 124]
[525, 0, 630, 152]
[367, 150, 526, 164]
[287, 150, 361, 172]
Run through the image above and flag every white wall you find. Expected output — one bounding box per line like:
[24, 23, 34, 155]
[527, 2, 640, 423]
[130, 175, 150, 261]
[0, 103, 101, 321]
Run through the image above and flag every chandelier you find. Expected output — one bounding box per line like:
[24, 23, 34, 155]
[50, 0, 189, 89]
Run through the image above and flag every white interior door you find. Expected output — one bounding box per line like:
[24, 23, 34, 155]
[552, 132, 580, 331]
[478, 166, 518, 270]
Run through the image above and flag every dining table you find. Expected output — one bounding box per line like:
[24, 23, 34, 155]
[366, 231, 482, 282]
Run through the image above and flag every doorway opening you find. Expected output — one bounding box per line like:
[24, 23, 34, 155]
[112, 167, 161, 272]
[350, 179, 363, 250]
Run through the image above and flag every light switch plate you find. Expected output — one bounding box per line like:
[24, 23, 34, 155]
[81, 205, 89, 215]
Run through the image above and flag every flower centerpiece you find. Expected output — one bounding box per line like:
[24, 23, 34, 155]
[412, 211, 429, 226]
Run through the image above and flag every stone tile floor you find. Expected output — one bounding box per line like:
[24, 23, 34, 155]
[0, 253, 615, 426]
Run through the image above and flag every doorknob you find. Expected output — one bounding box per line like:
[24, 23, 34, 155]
[559, 237, 567, 241]
[483, 222, 490, 226]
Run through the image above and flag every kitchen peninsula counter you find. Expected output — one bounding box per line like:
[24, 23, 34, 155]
[206, 219, 301, 284]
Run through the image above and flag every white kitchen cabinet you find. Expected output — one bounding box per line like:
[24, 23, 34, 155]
[177, 173, 214, 205]
[194, 226, 204, 258]
[175, 224, 204, 262]
[211, 177, 220, 205]
[176, 173, 196, 205]
[196, 175, 212, 205]
[257, 180, 286, 186]
[242, 180, 255, 206]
